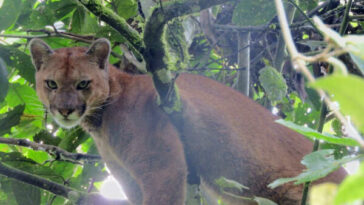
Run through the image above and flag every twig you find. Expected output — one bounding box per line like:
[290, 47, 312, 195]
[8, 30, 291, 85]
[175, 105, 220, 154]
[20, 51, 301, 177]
[306, 0, 336, 17]
[339, 0, 353, 35]
[286, 0, 322, 38]
[275, 0, 364, 148]
[0, 137, 101, 163]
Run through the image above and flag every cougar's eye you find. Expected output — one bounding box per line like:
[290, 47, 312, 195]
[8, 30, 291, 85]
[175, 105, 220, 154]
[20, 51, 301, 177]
[77, 80, 91, 90]
[45, 80, 57, 90]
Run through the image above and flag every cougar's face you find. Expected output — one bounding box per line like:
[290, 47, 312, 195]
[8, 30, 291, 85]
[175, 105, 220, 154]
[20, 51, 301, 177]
[30, 39, 111, 128]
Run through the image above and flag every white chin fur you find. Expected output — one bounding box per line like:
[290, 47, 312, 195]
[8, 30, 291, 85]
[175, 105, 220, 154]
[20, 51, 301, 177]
[54, 117, 82, 129]
[52, 111, 83, 129]
[53, 112, 82, 129]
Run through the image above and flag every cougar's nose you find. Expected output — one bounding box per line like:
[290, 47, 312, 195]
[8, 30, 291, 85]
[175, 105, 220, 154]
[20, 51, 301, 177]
[58, 108, 75, 117]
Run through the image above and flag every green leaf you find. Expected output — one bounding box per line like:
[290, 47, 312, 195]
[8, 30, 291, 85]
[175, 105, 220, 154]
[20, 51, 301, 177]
[71, 6, 85, 33]
[268, 150, 353, 188]
[0, 0, 22, 31]
[6, 83, 44, 117]
[25, 149, 50, 164]
[258, 66, 287, 102]
[0, 58, 8, 103]
[232, 0, 276, 26]
[310, 74, 364, 133]
[0, 152, 64, 184]
[114, 0, 138, 20]
[254, 197, 278, 205]
[276, 119, 360, 146]
[0, 105, 25, 136]
[297, 0, 318, 12]
[33, 130, 61, 146]
[26, 0, 76, 29]
[11, 181, 41, 205]
[334, 162, 364, 205]
[0, 45, 35, 84]
[284, 98, 320, 128]
[58, 128, 88, 152]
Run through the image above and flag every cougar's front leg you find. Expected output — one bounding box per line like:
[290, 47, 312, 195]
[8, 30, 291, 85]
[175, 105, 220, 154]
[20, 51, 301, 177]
[140, 164, 187, 205]
[128, 130, 188, 205]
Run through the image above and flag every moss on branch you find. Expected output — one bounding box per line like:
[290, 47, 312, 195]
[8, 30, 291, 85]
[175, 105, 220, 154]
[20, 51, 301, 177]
[75, 0, 144, 53]
[143, 0, 233, 113]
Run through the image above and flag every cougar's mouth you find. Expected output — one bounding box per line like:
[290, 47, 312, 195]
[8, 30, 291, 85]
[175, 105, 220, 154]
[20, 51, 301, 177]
[50, 105, 87, 129]
[54, 118, 81, 129]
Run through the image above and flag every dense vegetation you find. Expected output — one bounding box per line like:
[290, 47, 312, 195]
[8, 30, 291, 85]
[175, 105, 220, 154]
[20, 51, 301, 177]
[0, 0, 363, 204]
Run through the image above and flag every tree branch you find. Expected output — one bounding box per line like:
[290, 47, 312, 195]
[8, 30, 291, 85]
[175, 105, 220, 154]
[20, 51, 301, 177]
[143, 0, 234, 114]
[0, 161, 73, 198]
[74, 0, 143, 54]
[0, 162, 129, 204]
[0, 137, 101, 163]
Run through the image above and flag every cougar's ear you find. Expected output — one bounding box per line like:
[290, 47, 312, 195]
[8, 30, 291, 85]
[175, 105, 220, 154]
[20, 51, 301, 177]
[29, 39, 54, 71]
[86, 38, 111, 70]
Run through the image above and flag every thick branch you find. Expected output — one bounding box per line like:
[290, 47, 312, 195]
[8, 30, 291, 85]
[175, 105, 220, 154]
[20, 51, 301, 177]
[74, 0, 143, 53]
[0, 137, 101, 163]
[143, 0, 234, 113]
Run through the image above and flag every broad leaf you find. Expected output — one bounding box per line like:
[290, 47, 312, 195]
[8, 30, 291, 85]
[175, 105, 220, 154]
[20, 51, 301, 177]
[0, 0, 22, 31]
[276, 119, 360, 146]
[0, 152, 64, 184]
[0, 58, 8, 103]
[0, 105, 25, 136]
[310, 74, 364, 133]
[11, 181, 41, 205]
[259, 66, 287, 102]
[0, 45, 35, 84]
[71, 6, 85, 33]
[335, 162, 364, 205]
[115, 0, 138, 20]
[268, 150, 353, 188]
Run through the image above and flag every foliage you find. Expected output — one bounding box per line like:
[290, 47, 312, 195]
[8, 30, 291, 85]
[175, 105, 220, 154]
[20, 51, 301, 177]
[258, 66, 287, 103]
[0, 0, 363, 204]
[268, 149, 355, 188]
[335, 162, 364, 205]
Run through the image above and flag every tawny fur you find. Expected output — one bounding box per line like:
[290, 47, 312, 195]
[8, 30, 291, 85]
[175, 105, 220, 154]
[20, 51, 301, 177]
[30, 39, 346, 205]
